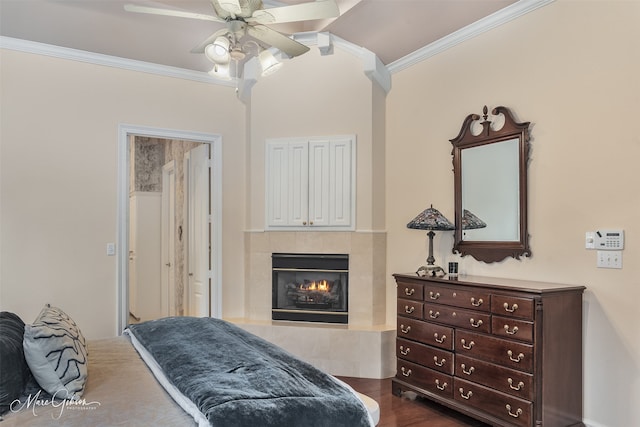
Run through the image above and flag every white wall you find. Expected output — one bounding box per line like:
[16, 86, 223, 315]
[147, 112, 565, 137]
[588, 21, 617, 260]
[386, 1, 640, 426]
[0, 49, 247, 338]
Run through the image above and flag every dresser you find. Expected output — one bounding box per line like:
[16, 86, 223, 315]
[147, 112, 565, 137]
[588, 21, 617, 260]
[392, 273, 585, 427]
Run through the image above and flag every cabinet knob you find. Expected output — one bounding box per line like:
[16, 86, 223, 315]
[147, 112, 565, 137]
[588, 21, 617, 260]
[433, 333, 446, 344]
[469, 318, 483, 328]
[504, 324, 519, 335]
[459, 388, 473, 400]
[461, 364, 475, 375]
[503, 302, 519, 313]
[506, 404, 523, 418]
[470, 297, 483, 307]
[508, 378, 525, 391]
[461, 339, 475, 350]
[507, 350, 525, 363]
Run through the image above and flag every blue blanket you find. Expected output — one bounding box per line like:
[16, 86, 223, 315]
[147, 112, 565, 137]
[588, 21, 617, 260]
[127, 317, 373, 427]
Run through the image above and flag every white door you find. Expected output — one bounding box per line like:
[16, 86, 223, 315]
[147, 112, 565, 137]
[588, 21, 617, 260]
[186, 144, 210, 317]
[161, 161, 176, 316]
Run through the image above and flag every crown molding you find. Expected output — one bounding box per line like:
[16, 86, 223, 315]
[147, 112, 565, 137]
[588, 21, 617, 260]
[387, 0, 556, 74]
[0, 36, 235, 87]
[294, 32, 391, 94]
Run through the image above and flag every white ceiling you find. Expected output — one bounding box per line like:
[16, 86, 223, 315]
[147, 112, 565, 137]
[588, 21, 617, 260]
[0, 0, 518, 73]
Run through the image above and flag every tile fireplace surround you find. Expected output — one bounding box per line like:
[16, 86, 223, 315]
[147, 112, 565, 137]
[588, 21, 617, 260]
[231, 231, 395, 379]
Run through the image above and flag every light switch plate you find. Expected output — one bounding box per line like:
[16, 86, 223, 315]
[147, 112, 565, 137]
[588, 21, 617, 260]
[585, 231, 595, 249]
[106, 243, 116, 256]
[597, 250, 622, 269]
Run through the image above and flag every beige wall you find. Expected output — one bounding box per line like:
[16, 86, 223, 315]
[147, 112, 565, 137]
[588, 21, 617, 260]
[0, 49, 247, 337]
[386, 1, 639, 426]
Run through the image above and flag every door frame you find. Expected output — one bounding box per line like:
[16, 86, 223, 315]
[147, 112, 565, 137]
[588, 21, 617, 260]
[117, 124, 222, 334]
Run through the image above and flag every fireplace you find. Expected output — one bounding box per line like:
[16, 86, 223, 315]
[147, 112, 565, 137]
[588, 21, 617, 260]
[272, 253, 348, 324]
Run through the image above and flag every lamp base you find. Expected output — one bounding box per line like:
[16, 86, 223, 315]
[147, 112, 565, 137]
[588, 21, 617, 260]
[416, 265, 446, 278]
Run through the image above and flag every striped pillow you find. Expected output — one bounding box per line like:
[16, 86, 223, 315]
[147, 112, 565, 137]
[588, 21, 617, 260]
[23, 305, 88, 400]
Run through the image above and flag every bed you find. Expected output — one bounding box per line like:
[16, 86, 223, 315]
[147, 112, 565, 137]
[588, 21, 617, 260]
[0, 306, 379, 426]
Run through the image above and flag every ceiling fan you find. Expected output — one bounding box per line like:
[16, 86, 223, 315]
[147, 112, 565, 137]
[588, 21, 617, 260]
[124, 0, 340, 78]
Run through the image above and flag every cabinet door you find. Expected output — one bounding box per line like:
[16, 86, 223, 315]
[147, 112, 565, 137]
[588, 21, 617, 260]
[308, 140, 330, 226]
[288, 141, 309, 227]
[329, 137, 353, 227]
[266, 140, 308, 227]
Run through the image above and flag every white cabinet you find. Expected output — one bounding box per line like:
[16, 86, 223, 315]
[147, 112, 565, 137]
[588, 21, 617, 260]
[266, 135, 355, 230]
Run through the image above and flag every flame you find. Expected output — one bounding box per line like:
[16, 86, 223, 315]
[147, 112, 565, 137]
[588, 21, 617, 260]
[300, 279, 330, 292]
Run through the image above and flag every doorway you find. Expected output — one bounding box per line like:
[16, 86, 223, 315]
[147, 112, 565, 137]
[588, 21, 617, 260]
[117, 125, 222, 334]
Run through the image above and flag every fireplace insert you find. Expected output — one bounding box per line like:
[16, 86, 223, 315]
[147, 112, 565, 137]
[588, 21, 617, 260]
[272, 253, 348, 324]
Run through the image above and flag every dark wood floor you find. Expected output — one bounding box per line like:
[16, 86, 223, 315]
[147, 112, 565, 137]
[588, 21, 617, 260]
[338, 377, 490, 427]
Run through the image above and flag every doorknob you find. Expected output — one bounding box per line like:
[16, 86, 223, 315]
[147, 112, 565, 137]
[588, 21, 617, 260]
[165, 262, 171, 267]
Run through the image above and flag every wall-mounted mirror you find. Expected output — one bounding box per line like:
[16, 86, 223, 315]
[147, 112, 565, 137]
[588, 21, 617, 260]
[451, 106, 531, 263]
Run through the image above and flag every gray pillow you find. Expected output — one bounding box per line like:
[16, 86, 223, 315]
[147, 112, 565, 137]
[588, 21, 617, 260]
[23, 305, 88, 400]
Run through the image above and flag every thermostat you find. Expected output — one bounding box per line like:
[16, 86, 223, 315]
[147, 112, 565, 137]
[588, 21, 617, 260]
[586, 229, 624, 250]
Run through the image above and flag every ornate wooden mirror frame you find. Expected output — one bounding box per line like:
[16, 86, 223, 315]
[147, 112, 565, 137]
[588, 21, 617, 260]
[450, 106, 531, 263]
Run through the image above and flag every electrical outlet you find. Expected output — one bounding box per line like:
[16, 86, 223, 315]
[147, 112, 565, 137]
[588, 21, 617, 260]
[596, 250, 622, 269]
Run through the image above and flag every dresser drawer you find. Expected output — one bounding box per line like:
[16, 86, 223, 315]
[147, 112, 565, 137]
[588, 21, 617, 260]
[423, 284, 491, 312]
[423, 302, 491, 333]
[455, 354, 534, 401]
[396, 337, 454, 375]
[397, 359, 453, 398]
[492, 315, 534, 343]
[397, 317, 453, 350]
[491, 294, 535, 320]
[454, 378, 532, 427]
[397, 298, 423, 319]
[456, 330, 534, 373]
[397, 281, 423, 301]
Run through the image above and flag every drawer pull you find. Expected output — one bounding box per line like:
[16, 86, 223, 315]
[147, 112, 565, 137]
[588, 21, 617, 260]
[429, 291, 440, 300]
[504, 324, 519, 335]
[404, 288, 415, 296]
[470, 297, 483, 307]
[435, 379, 447, 391]
[461, 339, 475, 350]
[503, 302, 519, 313]
[506, 404, 523, 418]
[461, 364, 475, 375]
[433, 333, 446, 344]
[508, 378, 525, 391]
[399, 346, 410, 356]
[469, 318, 483, 328]
[404, 305, 415, 314]
[507, 350, 525, 362]
[433, 356, 446, 367]
[429, 310, 440, 319]
[400, 325, 411, 334]
[401, 367, 412, 377]
[459, 388, 473, 400]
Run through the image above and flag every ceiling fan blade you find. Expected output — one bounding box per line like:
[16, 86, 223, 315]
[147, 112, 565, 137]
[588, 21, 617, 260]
[215, 0, 242, 16]
[247, 25, 310, 58]
[124, 4, 223, 23]
[190, 29, 229, 54]
[247, 0, 339, 25]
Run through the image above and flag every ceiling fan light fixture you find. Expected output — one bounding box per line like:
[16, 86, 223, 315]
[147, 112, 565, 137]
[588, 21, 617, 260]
[208, 62, 231, 80]
[258, 49, 283, 76]
[204, 36, 230, 63]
